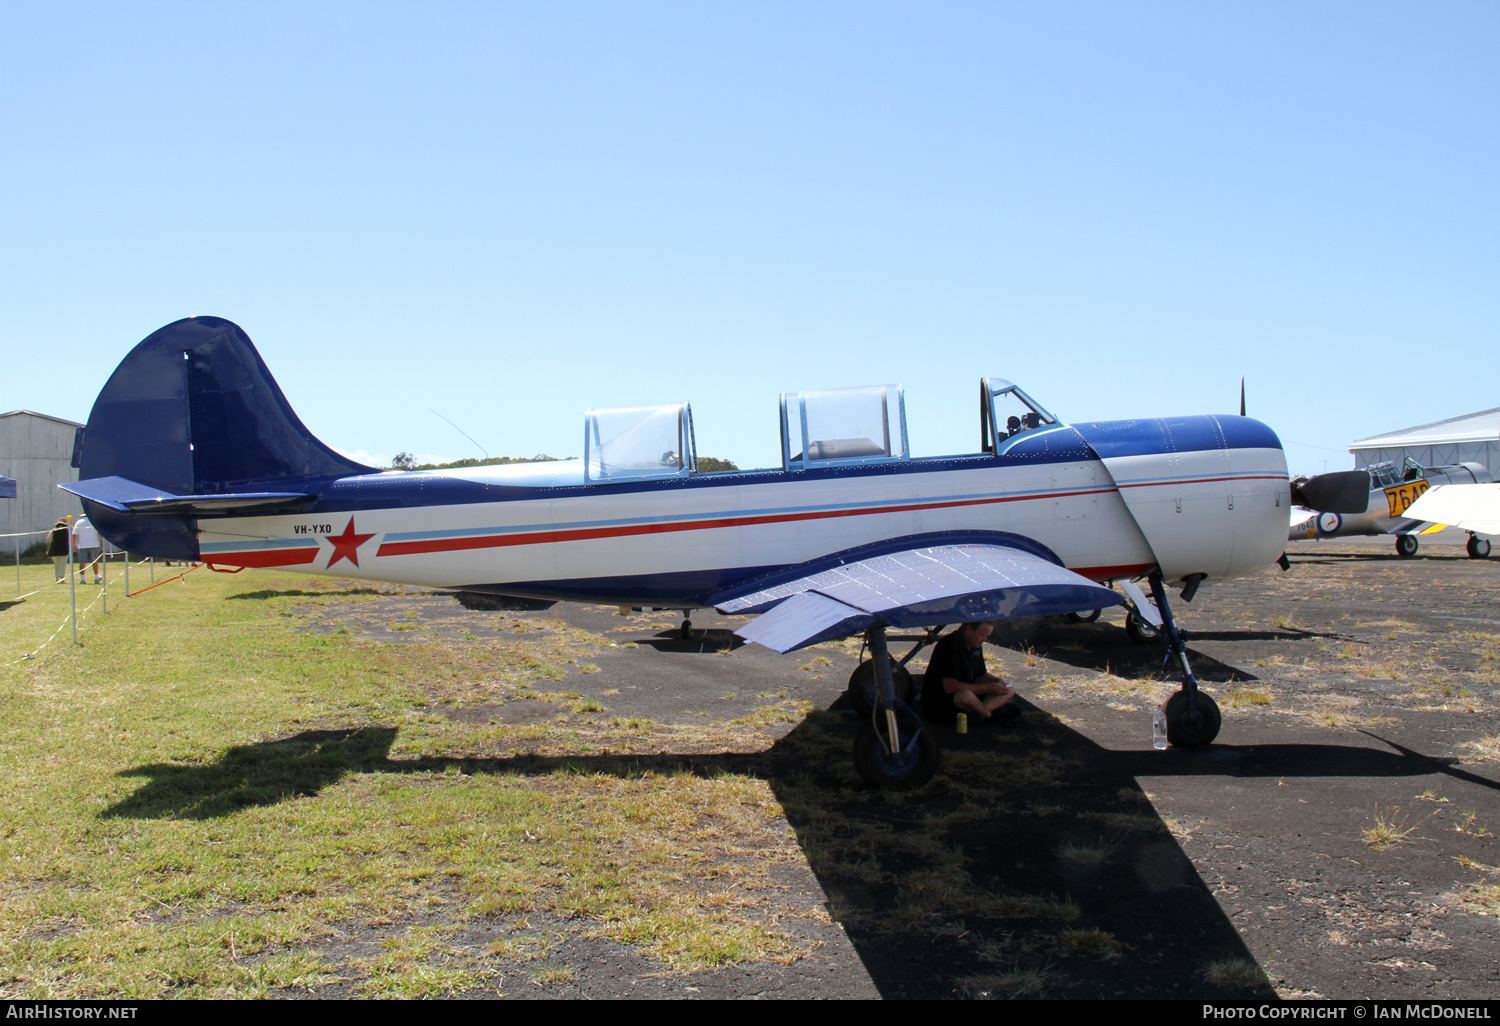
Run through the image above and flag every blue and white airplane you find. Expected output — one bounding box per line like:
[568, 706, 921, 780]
[64, 317, 1292, 787]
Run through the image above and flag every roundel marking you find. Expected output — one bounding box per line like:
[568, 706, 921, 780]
[1316, 512, 1342, 535]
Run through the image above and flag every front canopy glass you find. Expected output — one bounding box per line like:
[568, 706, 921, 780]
[981, 378, 1058, 453]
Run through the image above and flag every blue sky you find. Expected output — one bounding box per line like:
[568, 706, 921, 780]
[2, 1, 1494, 475]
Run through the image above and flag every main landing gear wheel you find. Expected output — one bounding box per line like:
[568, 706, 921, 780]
[853, 708, 940, 790]
[1065, 608, 1102, 623]
[1164, 689, 1221, 747]
[1125, 610, 1160, 644]
[846, 659, 915, 716]
[1395, 535, 1419, 559]
[1468, 535, 1492, 560]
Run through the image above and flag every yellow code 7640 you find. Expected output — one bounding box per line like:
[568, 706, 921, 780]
[1384, 479, 1430, 519]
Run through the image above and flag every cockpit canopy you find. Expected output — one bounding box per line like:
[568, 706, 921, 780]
[581, 378, 1061, 484]
[780, 384, 909, 471]
[584, 403, 696, 483]
[981, 378, 1057, 453]
[1367, 458, 1424, 489]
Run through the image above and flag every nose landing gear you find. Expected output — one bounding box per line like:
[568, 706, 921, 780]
[1147, 572, 1221, 748]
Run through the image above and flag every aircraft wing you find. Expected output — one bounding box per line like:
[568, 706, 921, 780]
[1402, 484, 1500, 536]
[717, 543, 1122, 654]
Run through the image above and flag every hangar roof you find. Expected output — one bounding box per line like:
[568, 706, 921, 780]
[1352, 407, 1500, 449]
[0, 409, 84, 429]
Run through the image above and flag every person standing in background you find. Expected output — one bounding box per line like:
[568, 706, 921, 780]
[72, 515, 102, 584]
[47, 516, 72, 582]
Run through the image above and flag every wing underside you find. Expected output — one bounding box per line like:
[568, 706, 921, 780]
[1403, 484, 1500, 536]
[719, 543, 1123, 654]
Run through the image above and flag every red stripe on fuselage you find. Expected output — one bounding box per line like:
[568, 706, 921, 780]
[1071, 562, 1156, 581]
[203, 547, 321, 568]
[373, 487, 1121, 558]
[374, 470, 1281, 559]
[1117, 474, 1287, 488]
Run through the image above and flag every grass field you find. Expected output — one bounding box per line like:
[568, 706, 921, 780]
[0, 562, 817, 998]
[0, 559, 1296, 1000]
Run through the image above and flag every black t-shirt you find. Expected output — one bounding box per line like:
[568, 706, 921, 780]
[922, 630, 986, 719]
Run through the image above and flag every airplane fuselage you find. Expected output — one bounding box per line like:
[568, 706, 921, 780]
[195, 420, 1290, 608]
[1289, 461, 1492, 544]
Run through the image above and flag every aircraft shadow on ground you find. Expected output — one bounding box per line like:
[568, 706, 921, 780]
[985, 619, 1271, 683]
[225, 588, 386, 601]
[1179, 628, 1351, 644]
[1289, 553, 1466, 565]
[100, 709, 1290, 999]
[1113, 731, 1500, 793]
[638, 628, 747, 653]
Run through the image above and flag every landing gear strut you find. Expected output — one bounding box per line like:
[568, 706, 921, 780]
[845, 623, 940, 715]
[851, 625, 940, 789]
[1147, 572, 1220, 748]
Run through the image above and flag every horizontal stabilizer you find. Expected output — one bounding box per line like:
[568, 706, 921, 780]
[61, 476, 311, 516]
[722, 543, 1121, 653]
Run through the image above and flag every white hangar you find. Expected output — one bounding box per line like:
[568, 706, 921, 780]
[0, 410, 84, 558]
[1351, 407, 1500, 479]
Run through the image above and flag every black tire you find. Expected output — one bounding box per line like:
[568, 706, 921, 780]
[1164, 689, 1221, 747]
[1065, 608, 1102, 623]
[1125, 610, 1160, 644]
[1395, 534, 1419, 558]
[853, 711, 940, 789]
[846, 658, 915, 715]
[1467, 535, 1491, 560]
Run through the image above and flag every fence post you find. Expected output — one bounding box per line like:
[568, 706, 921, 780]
[69, 545, 77, 645]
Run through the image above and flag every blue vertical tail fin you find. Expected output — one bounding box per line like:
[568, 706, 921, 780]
[74, 317, 376, 559]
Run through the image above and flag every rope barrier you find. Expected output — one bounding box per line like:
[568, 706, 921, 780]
[3, 556, 206, 665]
[127, 562, 203, 596]
[4, 566, 112, 665]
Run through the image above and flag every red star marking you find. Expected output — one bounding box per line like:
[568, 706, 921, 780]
[324, 517, 376, 568]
